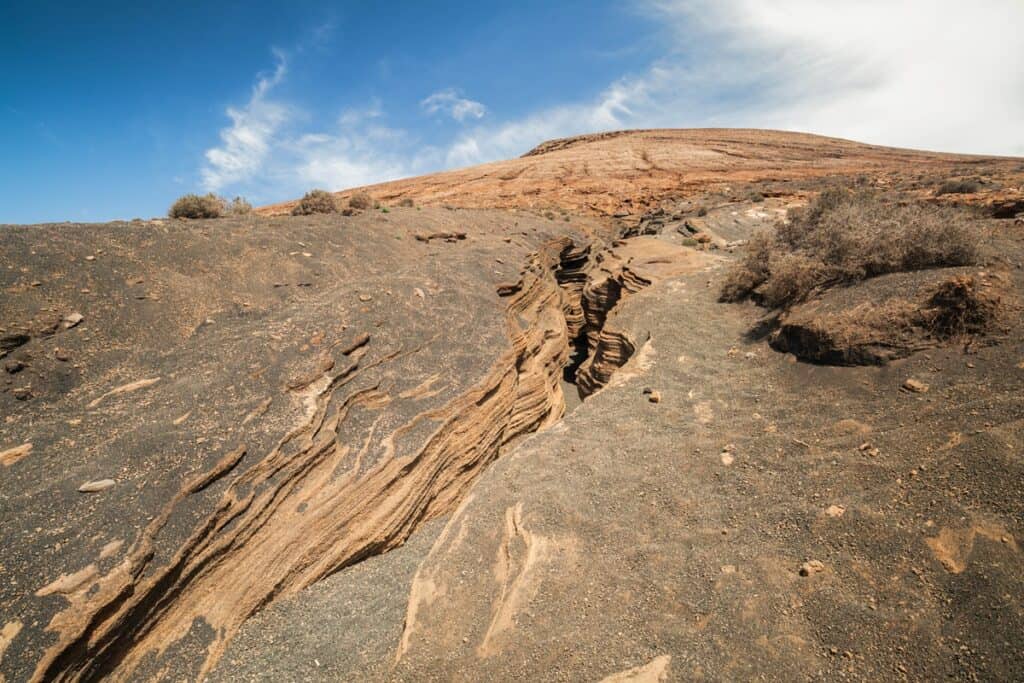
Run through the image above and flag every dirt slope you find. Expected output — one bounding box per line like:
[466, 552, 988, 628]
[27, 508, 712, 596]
[2, 129, 1023, 682]
[260, 128, 1019, 217]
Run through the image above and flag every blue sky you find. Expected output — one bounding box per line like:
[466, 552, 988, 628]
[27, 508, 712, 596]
[3, 1, 1023, 224]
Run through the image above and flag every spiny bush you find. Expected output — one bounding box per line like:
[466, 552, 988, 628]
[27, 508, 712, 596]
[169, 193, 225, 219]
[348, 192, 374, 210]
[291, 189, 337, 215]
[935, 179, 982, 196]
[721, 188, 978, 308]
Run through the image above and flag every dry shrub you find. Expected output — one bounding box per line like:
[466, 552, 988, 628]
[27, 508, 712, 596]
[719, 231, 772, 302]
[291, 189, 337, 215]
[935, 179, 982, 196]
[348, 192, 373, 210]
[169, 193, 225, 219]
[721, 188, 978, 307]
[228, 196, 253, 215]
[919, 275, 1001, 338]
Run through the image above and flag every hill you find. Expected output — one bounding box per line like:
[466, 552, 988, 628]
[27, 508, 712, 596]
[1, 130, 1023, 681]
[259, 128, 1019, 217]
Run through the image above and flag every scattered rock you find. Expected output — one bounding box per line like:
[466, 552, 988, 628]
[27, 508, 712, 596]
[414, 288, 425, 299]
[902, 378, 929, 393]
[1, 333, 31, 353]
[62, 312, 84, 329]
[13, 387, 32, 401]
[799, 560, 826, 576]
[87, 377, 160, 409]
[0, 443, 32, 467]
[858, 442, 880, 457]
[648, 390, 661, 403]
[358, 294, 373, 302]
[4, 359, 26, 374]
[54, 347, 70, 362]
[99, 539, 124, 560]
[78, 479, 116, 493]
[825, 505, 846, 518]
[414, 231, 467, 243]
[85, 255, 96, 261]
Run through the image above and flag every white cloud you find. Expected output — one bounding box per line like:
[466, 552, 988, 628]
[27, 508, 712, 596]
[200, 1, 1024, 199]
[642, 0, 1024, 155]
[201, 49, 291, 192]
[421, 89, 488, 122]
[441, 0, 1024, 167]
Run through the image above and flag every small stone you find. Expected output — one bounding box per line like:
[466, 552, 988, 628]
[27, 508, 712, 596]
[78, 479, 115, 493]
[414, 288, 425, 298]
[744, 351, 756, 360]
[721, 564, 736, 574]
[825, 504, 846, 518]
[648, 391, 661, 403]
[4, 359, 25, 374]
[54, 348, 70, 362]
[62, 312, 84, 329]
[85, 255, 96, 261]
[359, 294, 372, 302]
[799, 559, 825, 576]
[13, 387, 32, 401]
[902, 378, 929, 393]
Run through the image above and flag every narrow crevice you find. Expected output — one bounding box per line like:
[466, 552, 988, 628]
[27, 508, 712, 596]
[28, 230, 656, 682]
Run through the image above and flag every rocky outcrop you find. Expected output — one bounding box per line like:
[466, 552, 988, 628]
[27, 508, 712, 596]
[575, 238, 707, 397]
[25, 235, 591, 682]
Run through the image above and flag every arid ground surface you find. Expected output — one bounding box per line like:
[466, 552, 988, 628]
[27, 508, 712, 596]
[2, 130, 1023, 681]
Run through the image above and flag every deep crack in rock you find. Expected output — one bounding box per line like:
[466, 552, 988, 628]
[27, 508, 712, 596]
[28, 234, 651, 682]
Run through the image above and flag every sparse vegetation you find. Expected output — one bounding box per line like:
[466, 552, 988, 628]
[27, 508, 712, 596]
[397, 197, 415, 208]
[935, 179, 982, 196]
[228, 196, 253, 215]
[348, 192, 373, 210]
[291, 189, 337, 215]
[169, 193, 225, 219]
[721, 188, 977, 308]
[920, 274, 1001, 338]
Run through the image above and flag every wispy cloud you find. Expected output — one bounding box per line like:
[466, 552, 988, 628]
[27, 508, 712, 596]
[201, 49, 291, 192]
[421, 89, 487, 122]
[199, 1, 1024, 200]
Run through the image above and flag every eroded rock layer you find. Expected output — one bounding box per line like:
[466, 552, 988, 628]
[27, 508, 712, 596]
[27, 234, 597, 681]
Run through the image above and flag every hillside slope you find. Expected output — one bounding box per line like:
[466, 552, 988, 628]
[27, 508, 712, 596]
[259, 128, 1017, 216]
[2, 129, 1022, 681]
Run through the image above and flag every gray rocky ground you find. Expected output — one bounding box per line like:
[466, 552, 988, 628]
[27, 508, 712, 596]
[2, 131, 1023, 681]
